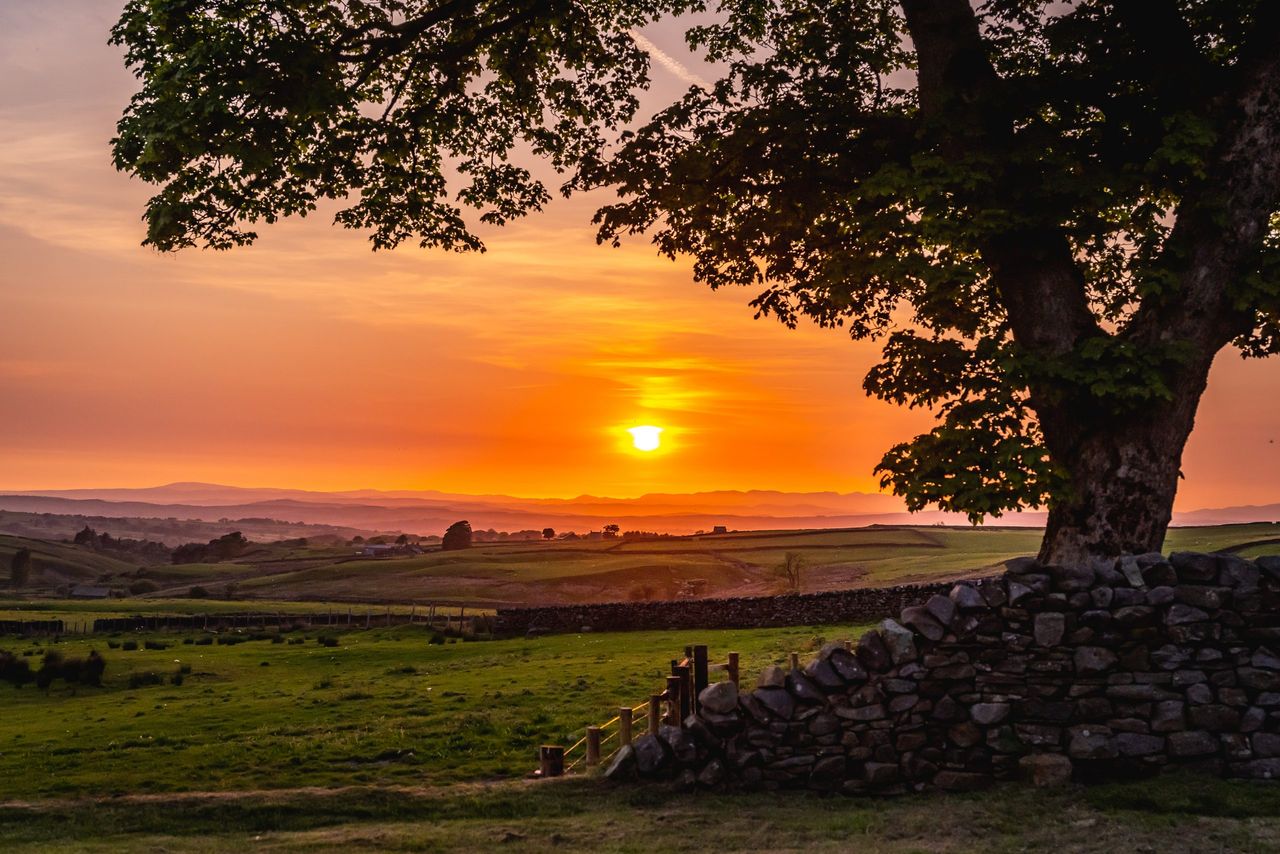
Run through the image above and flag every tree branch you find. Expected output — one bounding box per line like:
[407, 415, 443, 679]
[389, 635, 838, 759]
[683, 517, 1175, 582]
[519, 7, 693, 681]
[899, 0, 1099, 359]
[1128, 6, 1280, 353]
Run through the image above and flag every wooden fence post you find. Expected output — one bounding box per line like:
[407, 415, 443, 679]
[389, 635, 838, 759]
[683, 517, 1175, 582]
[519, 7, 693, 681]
[619, 707, 633, 747]
[727, 651, 740, 687]
[664, 676, 682, 725]
[539, 745, 564, 778]
[789, 651, 800, 671]
[648, 694, 662, 736]
[674, 664, 691, 723]
[586, 726, 601, 766]
[692, 644, 709, 711]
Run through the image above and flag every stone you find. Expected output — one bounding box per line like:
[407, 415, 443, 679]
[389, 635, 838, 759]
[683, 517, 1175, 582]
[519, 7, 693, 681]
[659, 725, 697, 764]
[753, 687, 795, 720]
[836, 703, 886, 722]
[1252, 733, 1280, 758]
[1168, 731, 1218, 758]
[1251, 647, 1280, 671]
[1240, 668, 1280, 692]
[1005, 556, 1040, 575]
[901, 606, 945, 641]
[828, 649, 868, 684]
[1141, 560, 1178, 587]
[1034, 612, 1066, 647]
[1117, 555, 1145, 588]
[1257, 555, 1280, 581]
[1020, 753, 1073, 787]
[757, 665, 786, 689]
[950, 583, 987, 611]
[1007, 581, 1034, 605]
[699, 680, 739, 715]
[604, 743, 636, 780]
[810, 755, 846, 785]
[632, 734, 669, 776]
[1074, 646, 1118, 676]
[1174, 586, 1227, 609]
[1053, 564, 1096, 592]
[880, 619, 918, 665]
[1232, 758, 1280, 780]
[925, 594, 957, 626]
[1188, 705, 1240, 731]
[1170, 551, 1219, 583]
[1146, 586, 1175, 606]
[1218, 555, 1260, 593]
[1151, 701, 1185, 733]
[1166, 604, 1210, 625]
[786, 670, 826, 704]
[1090, 586, 1115, 609]
[1115, 733, 1165, 756]
[1069, 727, 1117, 760]
[857, 630, 893, 672]
[948, 721, 983, 747]
[863, 761, 901, 785]
[803, 658, 845, 692]
[970, 702, 1011, 726]
[696, 757, 726, 786]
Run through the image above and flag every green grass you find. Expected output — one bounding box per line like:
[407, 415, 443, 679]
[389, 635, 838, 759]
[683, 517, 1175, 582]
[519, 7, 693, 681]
[3, 617, 1280, 851]
[0, 622, 858, 802]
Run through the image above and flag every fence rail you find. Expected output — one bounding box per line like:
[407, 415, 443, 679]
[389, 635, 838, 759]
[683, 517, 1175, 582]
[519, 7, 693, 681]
[538, 639, 855, 778]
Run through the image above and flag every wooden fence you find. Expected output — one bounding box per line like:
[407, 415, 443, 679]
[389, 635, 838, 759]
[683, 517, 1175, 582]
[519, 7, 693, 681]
[538, 643, 745, 778]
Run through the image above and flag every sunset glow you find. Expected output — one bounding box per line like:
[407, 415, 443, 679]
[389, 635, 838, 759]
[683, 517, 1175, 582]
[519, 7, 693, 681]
[0, 5, 1277, 509]
[628, 426, 663, 452]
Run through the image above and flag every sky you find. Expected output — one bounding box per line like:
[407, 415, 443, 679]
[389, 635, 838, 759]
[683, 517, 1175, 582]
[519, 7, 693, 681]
[0, 2, 1277, 508]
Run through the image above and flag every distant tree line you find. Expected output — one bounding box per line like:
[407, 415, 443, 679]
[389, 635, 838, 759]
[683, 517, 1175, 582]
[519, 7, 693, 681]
[72, 526, 170, 563]
[171, 531, 250, 564]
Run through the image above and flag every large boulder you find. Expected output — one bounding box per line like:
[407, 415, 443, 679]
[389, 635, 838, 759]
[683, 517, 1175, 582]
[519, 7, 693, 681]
[699, 680, 739, 715]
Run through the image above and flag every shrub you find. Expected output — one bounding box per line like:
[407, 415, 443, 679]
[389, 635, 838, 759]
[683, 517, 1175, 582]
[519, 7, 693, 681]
[194, 637, 213, 646]
[128, 579, 159, 595]
[317, 636, 339, 648]
[188, 586, 210, 598]
[144, 640, 169, 651]
[128, 672, 164, 689]
[170, 671, 184, 686]
[178, 664, 191, 674]
[122, 640, 138, 651]
[107, 640, 121, 649]
[271, 635, 284, 644]
[182, 637, 194, 645]
[287, 637, 305, 645]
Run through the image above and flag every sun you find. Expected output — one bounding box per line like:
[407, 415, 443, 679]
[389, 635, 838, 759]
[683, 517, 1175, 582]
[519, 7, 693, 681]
[627, 425, 663, 452]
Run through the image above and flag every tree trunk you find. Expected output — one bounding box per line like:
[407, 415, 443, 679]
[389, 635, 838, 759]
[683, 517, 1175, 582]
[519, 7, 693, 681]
[1035, 356, 1214, 567]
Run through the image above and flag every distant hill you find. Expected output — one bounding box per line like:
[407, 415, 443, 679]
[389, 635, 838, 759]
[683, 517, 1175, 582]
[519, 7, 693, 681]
[0, 482, 1275, 538]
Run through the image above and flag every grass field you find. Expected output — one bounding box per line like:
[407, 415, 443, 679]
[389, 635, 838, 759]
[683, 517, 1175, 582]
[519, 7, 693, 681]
[6, 523, 1280, 611]
[2, 621, 1279, 852]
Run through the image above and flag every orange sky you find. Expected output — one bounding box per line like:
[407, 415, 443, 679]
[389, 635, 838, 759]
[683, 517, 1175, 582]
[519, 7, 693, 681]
[0, 3, 1277, 508]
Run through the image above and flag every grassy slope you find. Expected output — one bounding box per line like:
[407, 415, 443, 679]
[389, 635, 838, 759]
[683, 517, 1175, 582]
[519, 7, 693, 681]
[0, 622, 1278, 851]
[0, 535, 138, 586]
[0, 623, 857, 801]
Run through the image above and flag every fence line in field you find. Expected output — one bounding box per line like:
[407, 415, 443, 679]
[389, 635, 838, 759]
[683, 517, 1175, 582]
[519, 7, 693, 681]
[0, 605, 484, 636]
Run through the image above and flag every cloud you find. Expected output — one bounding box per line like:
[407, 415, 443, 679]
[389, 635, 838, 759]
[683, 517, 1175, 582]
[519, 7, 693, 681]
[629, 30, 711, 89]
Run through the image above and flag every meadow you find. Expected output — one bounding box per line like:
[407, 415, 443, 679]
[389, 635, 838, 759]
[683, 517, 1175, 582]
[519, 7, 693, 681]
[6, 522, 1279, 609]
[2, 620, 1280, 852]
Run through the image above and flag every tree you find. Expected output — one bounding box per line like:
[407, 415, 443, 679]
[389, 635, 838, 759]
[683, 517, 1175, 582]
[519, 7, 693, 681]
[9, 548, 32, 587]
[542, 527, 556, 540]
[441, 520, 473, 551]
[395, 533, 410, 545]
[73, 526, 95, 546]
[602, 524, 621, 538]
[112, 2, 1280, 565]
[775, 552, 805, 594]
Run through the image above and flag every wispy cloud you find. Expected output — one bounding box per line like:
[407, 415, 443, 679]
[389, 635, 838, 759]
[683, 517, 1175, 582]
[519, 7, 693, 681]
[629, 29, 710, 89]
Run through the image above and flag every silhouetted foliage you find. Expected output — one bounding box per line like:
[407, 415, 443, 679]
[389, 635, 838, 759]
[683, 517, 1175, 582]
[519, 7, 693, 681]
[775, 552, 806, 594]
[441, 520, 473, 551]
[542, 527, 556, 540]
[172, 531, 250, 564]
[111, 2, 1280, 563]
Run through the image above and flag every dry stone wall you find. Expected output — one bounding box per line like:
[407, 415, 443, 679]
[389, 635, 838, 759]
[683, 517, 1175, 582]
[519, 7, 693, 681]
[496, 582, 966, 636]
[607, 552, 1280, 792]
